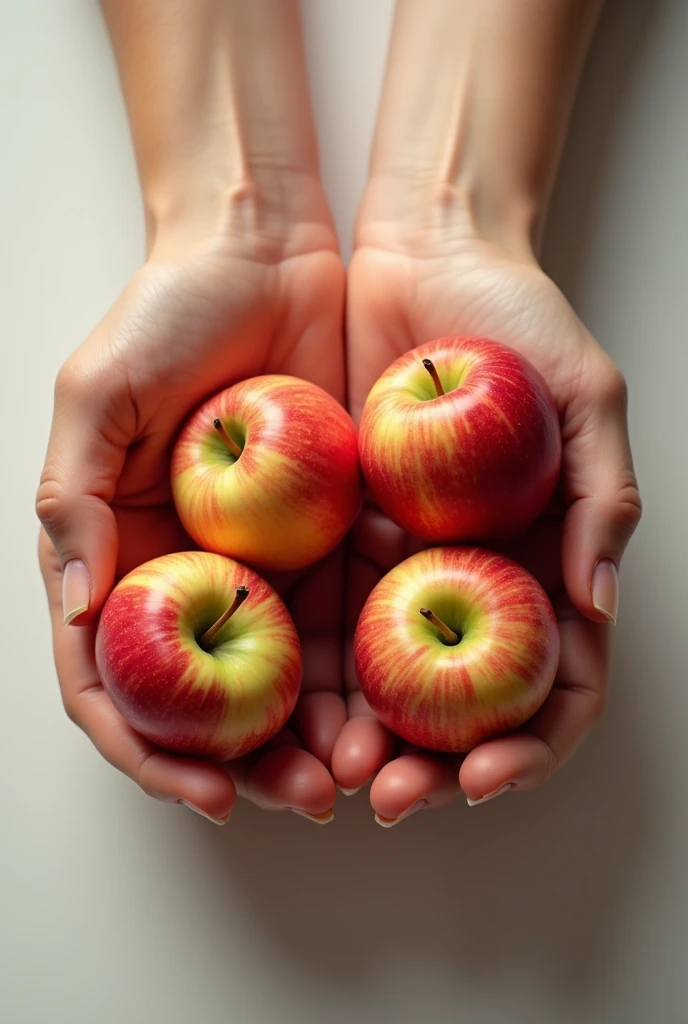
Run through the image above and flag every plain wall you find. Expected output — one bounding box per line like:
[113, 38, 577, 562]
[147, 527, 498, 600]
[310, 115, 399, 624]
[2, 2, 687, 1022]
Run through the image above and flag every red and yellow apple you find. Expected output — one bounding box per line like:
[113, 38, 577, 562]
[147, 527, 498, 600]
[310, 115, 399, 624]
[354, 546, 559, 752]
[359, 337, 561, 542]
[95, 551, 302, 761]
[171, 375, 361, 571]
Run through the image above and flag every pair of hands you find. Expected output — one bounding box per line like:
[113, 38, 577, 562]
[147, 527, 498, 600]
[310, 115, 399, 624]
[37, 185, 641, 825]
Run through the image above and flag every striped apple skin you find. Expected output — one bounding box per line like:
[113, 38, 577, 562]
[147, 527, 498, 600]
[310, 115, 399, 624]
[171, 375, 361, 571]
[359, 337, 561, 542]
[354, 547, 559, 753]
[95, 552, 301, 761]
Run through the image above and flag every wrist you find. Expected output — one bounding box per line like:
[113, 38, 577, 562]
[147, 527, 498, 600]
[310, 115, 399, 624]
[145, 166, 337, 262]
[355, 172, 539, 264]
[104, 0, 335, 260]
[359, 0, 604, 264]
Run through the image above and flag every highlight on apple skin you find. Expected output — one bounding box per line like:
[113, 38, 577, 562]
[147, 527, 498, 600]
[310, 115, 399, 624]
[95, 551, 302, 761]
[171, 375, 362, 571]
[358, 337, 561, 543]
[354, 546, 560, 753]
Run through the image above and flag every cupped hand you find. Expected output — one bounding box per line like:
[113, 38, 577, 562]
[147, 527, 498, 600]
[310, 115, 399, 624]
[37, 210, 347, 824]
[336, 227, 642, 824]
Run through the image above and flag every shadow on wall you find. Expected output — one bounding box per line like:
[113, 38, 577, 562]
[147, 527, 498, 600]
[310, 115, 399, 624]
[181, 0, 662, 1011]
[542, 0, 661, 307]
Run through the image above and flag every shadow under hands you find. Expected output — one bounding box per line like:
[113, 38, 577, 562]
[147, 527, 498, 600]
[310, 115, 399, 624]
[184, 0, 663, 1014]
[188, 607, 658, 1016]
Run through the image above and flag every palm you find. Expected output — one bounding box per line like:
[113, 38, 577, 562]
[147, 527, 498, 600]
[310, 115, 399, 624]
[338, 242, 615, 818]
[41, 237, 347, 817]
[347, 240, 598, 416]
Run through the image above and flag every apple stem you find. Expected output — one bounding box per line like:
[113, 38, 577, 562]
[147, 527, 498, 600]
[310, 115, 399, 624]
[419, 607, 459, 646]
[213, 417, 242, 459]
[201, 586, 250, 648]
[422, 358, 445, 397]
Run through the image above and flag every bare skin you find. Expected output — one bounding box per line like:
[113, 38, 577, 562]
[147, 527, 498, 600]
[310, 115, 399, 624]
[38, 0, 641, 826]
[335, 0, 641, 823]
[37, 0, 347, 824]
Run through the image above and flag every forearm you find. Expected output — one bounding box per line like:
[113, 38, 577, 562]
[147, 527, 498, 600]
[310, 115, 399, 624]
[360, 0, 604, 256]
[101, 0, 329, 250]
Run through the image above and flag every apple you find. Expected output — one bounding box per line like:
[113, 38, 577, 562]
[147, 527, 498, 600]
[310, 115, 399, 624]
[358, 336, 561, 542]
[354, 546, 559, 753]
[171, 375, 361, 571]
[95, 551, 302, 761]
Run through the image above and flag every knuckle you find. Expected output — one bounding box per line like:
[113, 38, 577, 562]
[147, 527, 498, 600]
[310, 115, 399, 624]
[54, 355, 133, 445]
[54, 359, 87, 403]
[596, 364, 629, 411]
[542, 739, 559, 780]
[619, 495, 643, 535]
[613, 477, 643, 540]
[62, 683, 101, 735]
[61, 691, 82, 728]
[587, 689, 608, 727]
[55, 356, 122, 410]
[35, 474, 68, 531]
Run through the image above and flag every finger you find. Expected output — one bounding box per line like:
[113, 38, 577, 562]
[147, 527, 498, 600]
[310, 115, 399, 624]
[562, 364, 642, 625]
[275, 547, 347, 768]
[281, 546, 344, 693]
[351, 505, 427, 574]
[40, 531, 236, 823]
[80, 688, 237, 823]
[370, 752, 460, 827]
[227, 746, 337, 823]
[35, 358, 134, 624]
[459, 610, 610, 804]
[334, 552, 398, 790]
[293, 691, 348, 767]
[345, 552, 383, 674]
[331, 710, 397, 794]
[498, 515, 563, 595]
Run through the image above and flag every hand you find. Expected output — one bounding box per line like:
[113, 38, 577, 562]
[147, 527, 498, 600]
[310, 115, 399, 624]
[335, 221, 641, 824]
[37, 208, 348, 824]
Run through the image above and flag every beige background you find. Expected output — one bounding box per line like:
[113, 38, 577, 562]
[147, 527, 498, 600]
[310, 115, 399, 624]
[2, 1, 686, 1022]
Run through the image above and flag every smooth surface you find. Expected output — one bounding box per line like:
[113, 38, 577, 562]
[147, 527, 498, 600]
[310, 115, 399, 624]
[1, 1, 686, 1022]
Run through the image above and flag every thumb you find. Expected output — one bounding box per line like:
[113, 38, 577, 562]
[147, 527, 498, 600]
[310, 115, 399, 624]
[562, 367, 642, 626]
[36, 361, 134, 624]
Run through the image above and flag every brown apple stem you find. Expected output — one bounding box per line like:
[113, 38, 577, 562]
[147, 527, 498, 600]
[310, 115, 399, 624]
[420, 607, 459, 645]
[201, 586, 250, 648]
[422, 358, 445, 397]
[213, 417, 242, 458]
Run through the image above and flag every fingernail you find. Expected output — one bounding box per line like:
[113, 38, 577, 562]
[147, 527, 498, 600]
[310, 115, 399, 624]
[63, 559, 91, 625]
[339, 786, 362, 796]
[375, 798, 428, 828]
[592, 559, 619, 625]
[290, 808, 334, 824]
[466, 782, 513, 807]
[181, 801, 231, 825]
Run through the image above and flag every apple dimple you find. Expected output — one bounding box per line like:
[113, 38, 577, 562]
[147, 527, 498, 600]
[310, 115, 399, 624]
[95, 551, 303, 761]
[418, 354, 472, 402]
[358, 336, 561, 544]
[171, 375, 362, 571]
[354, 546, 560, 753]
[401, 356, 472, 403]
[180, 592, 235, 649]
[196, 585, 251, 653]
[411, 578, 484, 646]
[208, 416, 247, 466]
[419, 606, 463, 646]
